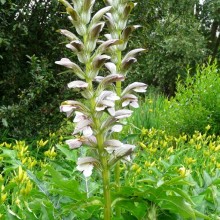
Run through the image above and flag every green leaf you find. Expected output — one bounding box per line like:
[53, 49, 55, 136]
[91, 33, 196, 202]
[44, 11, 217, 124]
[203, 171, 212, 186]
[0, 0, 6, 4]
[158, 195, 196, 219]
[2, 118, 8, 127]
[27, 170, 50, 197]
[56, 144, 77, 161]
[46, 166, 86, 201]
[115, 199, 147, 219]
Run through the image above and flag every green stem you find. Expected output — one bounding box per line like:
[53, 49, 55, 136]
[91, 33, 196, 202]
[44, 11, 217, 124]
[90, 93, 112, 219]
[102, 157, 111, 220]
[115, 79, 122, 216]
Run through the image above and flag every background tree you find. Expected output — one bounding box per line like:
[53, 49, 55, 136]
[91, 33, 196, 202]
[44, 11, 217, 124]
[129, 0, 209, 95]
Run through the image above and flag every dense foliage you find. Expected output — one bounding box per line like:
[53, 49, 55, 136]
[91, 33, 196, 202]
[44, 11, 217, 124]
[0, 1, 220, 218]
[160, 61, 220, 135]
[1, 0, 220, 138]
[2, 127, 220, 219]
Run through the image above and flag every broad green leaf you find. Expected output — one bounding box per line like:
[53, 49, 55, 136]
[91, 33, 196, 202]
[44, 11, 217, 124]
[203, 171, 212, 187]
[46, 166, 86, 201]
[115, 199, 148, 219]
[158, 195, 196, 219]
[27, 170, 50, 197]
[56, 144, 77, 161]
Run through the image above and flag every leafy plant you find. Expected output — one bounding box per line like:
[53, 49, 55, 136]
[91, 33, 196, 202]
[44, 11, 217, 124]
[160, 61, 220, 135]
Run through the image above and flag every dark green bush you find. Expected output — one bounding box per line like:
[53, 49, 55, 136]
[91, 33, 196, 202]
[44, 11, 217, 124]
[0, 55, 70, 139]
[160, 61, 220, 135]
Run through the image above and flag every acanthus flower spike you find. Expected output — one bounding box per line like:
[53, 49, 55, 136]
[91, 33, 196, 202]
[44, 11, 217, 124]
[57, 0, 146, 218]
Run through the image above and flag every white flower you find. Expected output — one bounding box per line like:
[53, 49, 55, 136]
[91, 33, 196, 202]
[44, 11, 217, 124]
[68, 80, 88, 89]
[55, 58, 75, 68]
[76, 157, 98, 177]
[73, 111, 86, 123]
[105, 139, 123, 153]
[73, 118, 93, 137]
[60, 105, 75, 117]
[114, 144, 136, 157]
[55, 58, 85, 79]
[95, 91, 119, 115]
[122, 82, 147, 95]
[111, 124, 123, 132]
[108, 144, 136, 166]
[122, 94, 139, 108]
[66, 139, 82, 149]
[114, 109, 133, 119]
[105, 62, 117, 74]
[66, 136, 97, 149]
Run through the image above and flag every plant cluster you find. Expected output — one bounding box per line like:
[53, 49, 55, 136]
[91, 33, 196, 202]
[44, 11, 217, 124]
[128, 127, 220, 219]
[0, 134, 60, 219]
[160, 61, 220, 135]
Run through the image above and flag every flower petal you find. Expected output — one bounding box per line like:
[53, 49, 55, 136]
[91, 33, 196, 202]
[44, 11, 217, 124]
[66, 139, 82, 149]
[115, 109, 133, 119]
[59, 29, 79, 40]
[111, 124, 123, 132]
[83, 126, 93, 137]
[122, 82, 147, 95]
[55, 58, 85, 79]
[68, 80, 88, 89]
[122, 48, 146, 64]
[60, 105, 75, 117]
[105, 62, 117, 74]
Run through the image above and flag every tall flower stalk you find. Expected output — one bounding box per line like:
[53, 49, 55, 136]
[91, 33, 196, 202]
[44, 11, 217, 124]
[56, 0, 146, 218]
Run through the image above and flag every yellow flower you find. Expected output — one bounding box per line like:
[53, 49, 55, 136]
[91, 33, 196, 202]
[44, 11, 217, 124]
[44, 147, 57, 159]
[15, 166, 28, 183]
[189, 139, 194, 145]
[145, 161, 155, 168]
[0, 174, 3, 182]
[185, 157, 196, 165]
[209, 143, 215, 151]
[141, 128, 148, 136]
[149, 147, 157, 154]
[37, 139, 49, 148]
[205, 125, 211, 131]
[139, 142, 146, 149]
[5, 142, 12, 149]
[15, 197, 21, 206]
[195, 144, 201, 150]
[178, 167, 190, 177]
[136, 167, 142, 174]
[148, 99, 153, 104]
[167, 147, 174, 153]
[1, 193, 7, 203]
[131, 163, 139, 171]
[0, 142, 5, 147]
[214, 145, 220, 152]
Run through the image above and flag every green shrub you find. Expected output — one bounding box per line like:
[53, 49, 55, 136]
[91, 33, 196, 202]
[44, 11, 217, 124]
[160, 61, 220, 135]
